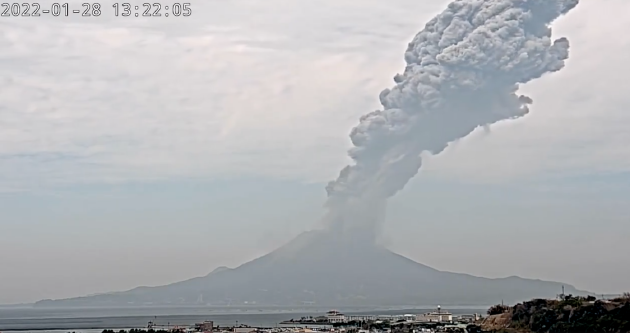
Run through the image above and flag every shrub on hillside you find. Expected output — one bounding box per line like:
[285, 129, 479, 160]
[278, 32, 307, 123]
[487, 304, 510, 315]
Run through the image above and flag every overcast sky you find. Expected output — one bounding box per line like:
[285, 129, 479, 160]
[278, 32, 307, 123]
[1, 0, 629, 305]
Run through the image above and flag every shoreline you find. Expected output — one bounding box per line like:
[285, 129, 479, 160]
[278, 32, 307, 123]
[1, 326, 324, 332]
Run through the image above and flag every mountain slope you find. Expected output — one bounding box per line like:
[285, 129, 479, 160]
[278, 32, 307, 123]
[35, 230, 586, 307]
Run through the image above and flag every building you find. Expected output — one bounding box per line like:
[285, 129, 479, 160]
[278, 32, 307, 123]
[326, 310, 346, 323]
[416, 306, 452, 323]
[194, 321, 213, 333]
[443, 324, 469, 331]
[346, 315, 377, 322]
[457, 314, 481, 323]
[376, 315, 395, 321]
[402, 314, 416, 321]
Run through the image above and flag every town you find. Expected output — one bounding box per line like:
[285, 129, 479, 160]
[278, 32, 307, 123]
[105, 307, 484, 333]
[280, 307, 481, 325]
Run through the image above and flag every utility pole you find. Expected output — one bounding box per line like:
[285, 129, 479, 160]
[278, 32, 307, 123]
[557, 286, 566, 300]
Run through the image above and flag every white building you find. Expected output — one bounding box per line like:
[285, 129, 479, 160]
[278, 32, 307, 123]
[416, 306, 452, 323]
[402, 314, 416, 321]
[457, 314, 481, 322]
[326, 310, 346, 323]
[233, 328, 256, 333]
[346, 315, 377, 322]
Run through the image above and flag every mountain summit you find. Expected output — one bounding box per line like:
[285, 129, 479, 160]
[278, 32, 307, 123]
[35, 230, 584, 307]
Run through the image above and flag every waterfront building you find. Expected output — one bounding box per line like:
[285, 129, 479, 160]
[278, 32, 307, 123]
[457, 314, 481, 322]
[195, 321, 213, 333]
[402, 314, 416, 321]
[416, 305, 452, 322]
[345, 315, 377, 322]
[326, 310, 346, 323]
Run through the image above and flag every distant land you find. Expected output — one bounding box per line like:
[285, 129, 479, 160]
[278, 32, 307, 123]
[0, 303, 31, 309]
[34, 230, 589, 308]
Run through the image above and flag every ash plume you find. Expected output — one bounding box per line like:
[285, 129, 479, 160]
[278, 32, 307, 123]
[325, 0, 579, 236]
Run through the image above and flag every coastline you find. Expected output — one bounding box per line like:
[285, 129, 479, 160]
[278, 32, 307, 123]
[0, 308, 479, 332]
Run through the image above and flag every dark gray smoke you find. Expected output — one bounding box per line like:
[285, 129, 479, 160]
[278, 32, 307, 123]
[324, 0, 579, 237]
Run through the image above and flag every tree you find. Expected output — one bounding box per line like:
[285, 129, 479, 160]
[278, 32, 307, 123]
[487, 304, 510, 315]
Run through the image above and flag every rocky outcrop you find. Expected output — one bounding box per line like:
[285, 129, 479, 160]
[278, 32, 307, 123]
[481, 313, 513, 332]
[481, 296, 630, 333]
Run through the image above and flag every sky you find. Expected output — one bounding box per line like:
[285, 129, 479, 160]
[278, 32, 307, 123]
[0, 0, 629, 305]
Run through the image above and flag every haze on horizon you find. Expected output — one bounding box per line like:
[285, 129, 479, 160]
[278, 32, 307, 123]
[1, 0, 629, 305]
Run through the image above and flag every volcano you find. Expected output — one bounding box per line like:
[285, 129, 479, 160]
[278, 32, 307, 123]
[35, 230, 585, 307]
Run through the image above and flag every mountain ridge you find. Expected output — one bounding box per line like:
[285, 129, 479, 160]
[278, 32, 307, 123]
[35, 230, 587, 307]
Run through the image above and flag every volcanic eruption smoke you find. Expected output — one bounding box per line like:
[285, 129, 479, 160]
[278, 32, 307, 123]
[324, 0, 579, 240]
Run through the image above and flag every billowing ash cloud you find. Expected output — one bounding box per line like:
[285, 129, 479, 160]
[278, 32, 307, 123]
[324, 0, 579, 237]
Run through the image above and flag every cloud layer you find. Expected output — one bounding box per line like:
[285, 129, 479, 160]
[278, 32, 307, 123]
[1, 0, 629, 191]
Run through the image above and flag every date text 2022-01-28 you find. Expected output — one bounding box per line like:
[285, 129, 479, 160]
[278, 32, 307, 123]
[0, 3, 191, 17]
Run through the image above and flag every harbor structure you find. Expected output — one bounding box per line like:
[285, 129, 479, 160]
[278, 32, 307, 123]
[345, 315, 377, 322]
[233, 328, 256, 333]
[195, 321, 214, 333]
[456, 314, 481, 323]
[416, 305, 452, 323]
[325, 312, 417, 324]
[326, 310, 346, 323]
[402, 314, 416, 322]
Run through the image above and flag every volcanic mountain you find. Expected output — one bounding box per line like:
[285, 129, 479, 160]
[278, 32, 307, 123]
[35, 230, 585, 307]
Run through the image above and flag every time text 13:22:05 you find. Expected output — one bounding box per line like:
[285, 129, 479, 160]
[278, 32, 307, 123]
[112, 3, 191, 17]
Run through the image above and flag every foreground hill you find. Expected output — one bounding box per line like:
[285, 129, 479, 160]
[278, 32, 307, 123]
[481, 295, 630, 332]
[36, 230, 586, 307]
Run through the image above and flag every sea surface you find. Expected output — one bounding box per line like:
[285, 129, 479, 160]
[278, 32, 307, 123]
[0, 306, 485, 333]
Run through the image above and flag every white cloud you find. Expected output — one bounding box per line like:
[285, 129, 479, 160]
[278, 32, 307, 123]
[421, 0, 630, 182]
[1, 0, 629, 191]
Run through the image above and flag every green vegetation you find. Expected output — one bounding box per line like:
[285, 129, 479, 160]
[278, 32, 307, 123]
[488, 304, 510, 315]
[484, 294, 630, 333]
